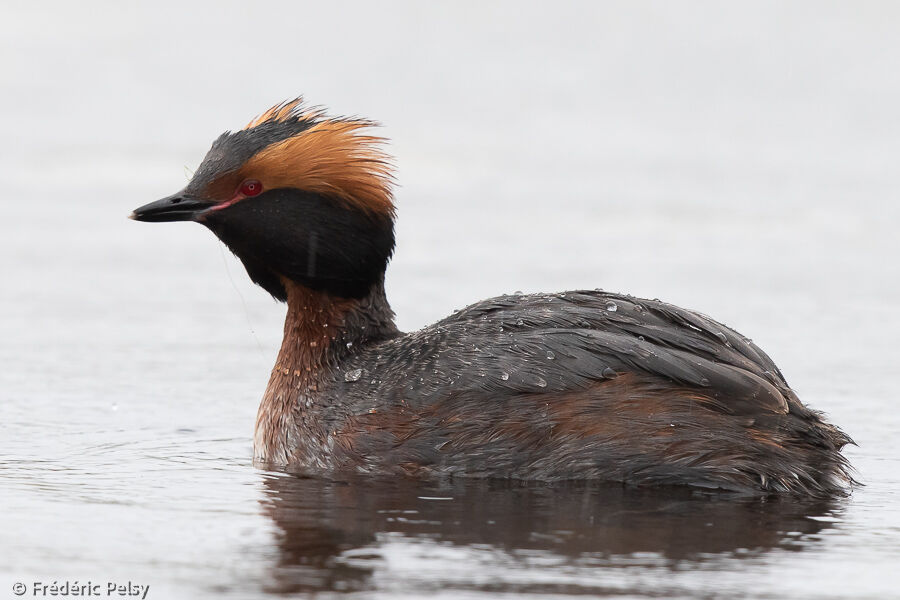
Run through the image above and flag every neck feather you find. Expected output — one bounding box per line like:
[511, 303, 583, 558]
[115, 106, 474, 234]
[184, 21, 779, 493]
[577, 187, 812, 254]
[254, 278, 398, 464]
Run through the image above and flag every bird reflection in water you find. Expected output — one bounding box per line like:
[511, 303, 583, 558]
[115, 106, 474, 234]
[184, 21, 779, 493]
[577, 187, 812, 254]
[257, 473, 844, 595]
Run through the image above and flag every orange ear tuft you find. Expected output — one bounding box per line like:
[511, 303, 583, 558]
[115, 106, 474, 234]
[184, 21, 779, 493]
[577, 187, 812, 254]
[243, 97, 323, 130]
[239, 116, 395, 217]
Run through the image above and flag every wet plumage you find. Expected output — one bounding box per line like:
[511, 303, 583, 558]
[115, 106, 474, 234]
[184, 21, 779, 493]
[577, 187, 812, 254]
[132, 98, 854, 496]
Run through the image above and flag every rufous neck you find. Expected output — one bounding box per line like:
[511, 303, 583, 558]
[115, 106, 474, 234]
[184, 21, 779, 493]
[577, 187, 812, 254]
[255, 279, 398, 463]
[273, 279, 398, 383]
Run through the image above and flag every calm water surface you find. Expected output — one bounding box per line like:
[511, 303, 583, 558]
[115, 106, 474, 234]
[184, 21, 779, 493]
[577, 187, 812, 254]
[2, 2, 899, 598]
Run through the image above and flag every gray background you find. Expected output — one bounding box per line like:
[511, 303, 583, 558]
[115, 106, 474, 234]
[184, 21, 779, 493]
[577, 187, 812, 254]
[2, 2, 898, 598]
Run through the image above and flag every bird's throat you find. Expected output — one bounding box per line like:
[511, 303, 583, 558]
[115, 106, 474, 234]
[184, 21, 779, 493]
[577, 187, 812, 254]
[253, 279, 399, 465]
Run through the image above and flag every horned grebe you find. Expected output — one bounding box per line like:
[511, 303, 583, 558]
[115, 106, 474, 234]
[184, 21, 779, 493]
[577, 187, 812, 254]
[131, 99, 853, 496]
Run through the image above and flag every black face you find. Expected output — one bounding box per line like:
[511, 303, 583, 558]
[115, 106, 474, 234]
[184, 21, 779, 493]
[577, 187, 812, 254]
[131, 105, 394, 301]
[200, 189, 395, 301]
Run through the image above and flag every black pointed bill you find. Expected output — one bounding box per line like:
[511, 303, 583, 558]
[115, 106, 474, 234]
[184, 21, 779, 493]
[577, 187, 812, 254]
[130, 192, 214, 222]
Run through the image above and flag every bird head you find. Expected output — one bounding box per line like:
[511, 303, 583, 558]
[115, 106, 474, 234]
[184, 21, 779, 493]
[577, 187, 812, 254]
[131, 98, 396, 301]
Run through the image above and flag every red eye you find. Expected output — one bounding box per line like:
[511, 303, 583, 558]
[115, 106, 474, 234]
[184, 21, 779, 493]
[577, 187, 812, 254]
[239, 179, 263, 197]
